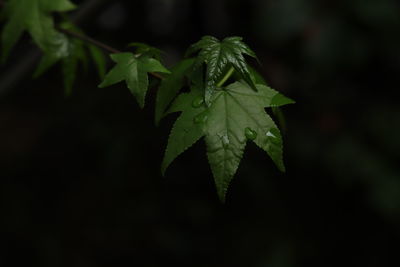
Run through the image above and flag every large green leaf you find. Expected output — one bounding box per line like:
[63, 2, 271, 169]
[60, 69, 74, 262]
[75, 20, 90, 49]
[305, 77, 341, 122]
[1, 0, 76, 62]
[99, 52, 170, 108]
[186, 36, 258, 105]
[163, 80, 294, 201]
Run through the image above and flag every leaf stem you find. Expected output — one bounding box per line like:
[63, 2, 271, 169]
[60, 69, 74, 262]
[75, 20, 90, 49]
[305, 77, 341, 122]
[217, 67, 235, 87]
[57, 27, 164, 80]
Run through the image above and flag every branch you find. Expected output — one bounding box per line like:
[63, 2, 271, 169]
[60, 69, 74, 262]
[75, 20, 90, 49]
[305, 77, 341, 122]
[56, 28, 165, 80]
[57, 27, 121, 54]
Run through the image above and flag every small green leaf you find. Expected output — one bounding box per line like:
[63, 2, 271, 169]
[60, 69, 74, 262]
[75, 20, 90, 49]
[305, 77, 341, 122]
[186, 36, 258, 105]
[155, 58, 195, 125]
[99, 52, 170, 108]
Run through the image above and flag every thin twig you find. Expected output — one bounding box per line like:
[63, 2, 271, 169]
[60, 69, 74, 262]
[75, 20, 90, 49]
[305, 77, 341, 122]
[58, 28, 165, 80]
[58, 27, 121, 54]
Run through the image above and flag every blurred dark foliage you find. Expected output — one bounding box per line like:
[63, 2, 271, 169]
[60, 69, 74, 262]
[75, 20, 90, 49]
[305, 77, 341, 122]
[1, 0, 400, 266]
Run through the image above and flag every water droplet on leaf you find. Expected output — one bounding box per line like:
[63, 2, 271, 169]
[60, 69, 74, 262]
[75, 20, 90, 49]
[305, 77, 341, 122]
[266, 129, 280, 145]
[221, 135, 230, 148]
[191, 96, 204, 108]
[245, 127, 257, 140]
[193, 112, 208, 124]
[266, 131, 276, 138]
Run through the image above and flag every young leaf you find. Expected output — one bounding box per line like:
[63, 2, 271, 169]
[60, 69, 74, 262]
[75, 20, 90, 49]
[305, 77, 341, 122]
[1, 0, 76, 62]
[186, 36, 258, 105]
[155, 58, 195, 125]
[163, 80, 294, 201]
[99, 52, 170, 108]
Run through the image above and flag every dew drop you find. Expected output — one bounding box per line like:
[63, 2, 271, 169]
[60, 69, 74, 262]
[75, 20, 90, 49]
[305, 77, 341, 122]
[266, 131, 276, 138]
[245, 127, 257, 140]
[191, 96, 204, 108]
[221, 135, 230, 148]
[193, 112, 208, 124]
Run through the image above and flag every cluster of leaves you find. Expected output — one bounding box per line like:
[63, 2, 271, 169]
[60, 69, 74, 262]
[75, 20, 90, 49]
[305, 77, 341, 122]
[1, 0, 294, 201]
[98, 36, 294, 201]
[1, 0, 106, 94]
[155, 36, 294, 201]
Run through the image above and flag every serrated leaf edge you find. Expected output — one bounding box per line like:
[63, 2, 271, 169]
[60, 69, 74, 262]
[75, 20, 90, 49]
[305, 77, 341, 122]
[161, 114, 204, 175]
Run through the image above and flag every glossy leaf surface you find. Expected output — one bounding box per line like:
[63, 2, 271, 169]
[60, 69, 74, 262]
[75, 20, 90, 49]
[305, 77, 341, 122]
[163, 80, 294, 201]
[187, 36, 258, 105]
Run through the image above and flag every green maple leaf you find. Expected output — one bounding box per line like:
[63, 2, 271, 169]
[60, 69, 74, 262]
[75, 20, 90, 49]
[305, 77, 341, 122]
[186, 36, 258, 105]
[98, 52, 170, 108]
[162, 80, 294, 202]
[1, 0, 76, 62]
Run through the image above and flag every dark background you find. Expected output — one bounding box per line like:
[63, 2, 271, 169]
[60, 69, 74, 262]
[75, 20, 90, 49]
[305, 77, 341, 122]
[1, 0, 400, 266]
